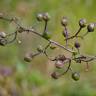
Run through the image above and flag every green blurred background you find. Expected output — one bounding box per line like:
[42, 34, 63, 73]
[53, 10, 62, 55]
[0, 0, 96, 96]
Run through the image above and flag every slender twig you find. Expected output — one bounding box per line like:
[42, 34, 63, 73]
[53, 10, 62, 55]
[65, 27, 82, 40]
[23, 28, 75, 53]
[64, 26, 68, 47]
[0, 13, 96, 80]
[43, 21, 48, 33]
[0, 14, 75, 53]
[49, 40, 74, 53]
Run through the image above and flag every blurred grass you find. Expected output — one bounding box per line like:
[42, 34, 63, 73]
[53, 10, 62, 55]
[0, 0, 96, 96]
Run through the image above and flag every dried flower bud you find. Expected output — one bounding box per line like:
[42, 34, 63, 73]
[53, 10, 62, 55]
[61, 17, 68, 26]
[24, 52, 33, 62]
[72, 72, 80, 81]
[0, 32, 6, 38]
[51, 72, 58, 79]
[74, 42, 80, 49]
[36, 13, 43, 21]
[55, 60, 64, 69]
[87, 23, 95, 32]
[43, 12, 50, 21]
[79, 19, 86, 28]
[0, 39, 7, 46]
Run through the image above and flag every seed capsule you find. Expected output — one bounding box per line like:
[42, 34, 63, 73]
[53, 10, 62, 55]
[61, 17, 68, 26]
[0, 32, 6, 38]
[51, 72, 58, 79]
[55, 60, 64, 69]
[36, 13, 43, 21]
[87, 23, 95, 32]
[43, 12, 50, 21]
[74, 42, 80, 49]
[0, 39, 7, 46]
[79, 19, 86, 28]
[72, 72, 80, 81]
[24, 52, 33, 62]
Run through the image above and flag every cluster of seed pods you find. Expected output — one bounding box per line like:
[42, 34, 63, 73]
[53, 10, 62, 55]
[0, 12, 95, 81]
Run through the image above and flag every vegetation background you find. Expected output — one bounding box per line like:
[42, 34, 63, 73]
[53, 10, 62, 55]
[0, 0, 96, 96]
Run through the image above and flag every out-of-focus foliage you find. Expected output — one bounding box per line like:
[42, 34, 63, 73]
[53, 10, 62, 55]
[0, 0, 96, 96]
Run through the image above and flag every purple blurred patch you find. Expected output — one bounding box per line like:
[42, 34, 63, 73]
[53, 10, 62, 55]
[0, 65, 13, 76]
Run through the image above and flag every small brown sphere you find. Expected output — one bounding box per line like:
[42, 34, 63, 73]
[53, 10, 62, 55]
[24, 52, 33, 62]
[55, 60, 64, 69]
[61, 17, 68, 26]
[0, 39, 7, 46]
[74, 42, 80, 49]
[87, 23, 95, 32]
[0, 32, 6, 38]
[79, 18, 86, 28]
[43, 12, 50, 21]
[51, 72, 58, 79]
[72, 72, 80, 81]
[36, 13, 43, 21]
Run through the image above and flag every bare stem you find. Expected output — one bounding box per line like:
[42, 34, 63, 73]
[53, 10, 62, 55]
[65, 27, 82, 40]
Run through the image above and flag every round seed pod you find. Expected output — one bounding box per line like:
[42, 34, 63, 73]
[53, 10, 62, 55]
[43, 12, 50, 21]
[74, 42, 80, 49]
[87, 23, 95, 32]
[0, 39, 7, 46]
[0, 32, 6, 38]
[55, 60, 64, 69]
[24, 52, 33, 62]
[51, 72, 58, 79]
[72, 72, 80, 81]
[36, 13, 43, 21]
[61, 17, 68, 26]
[79, 19, 86, 28]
